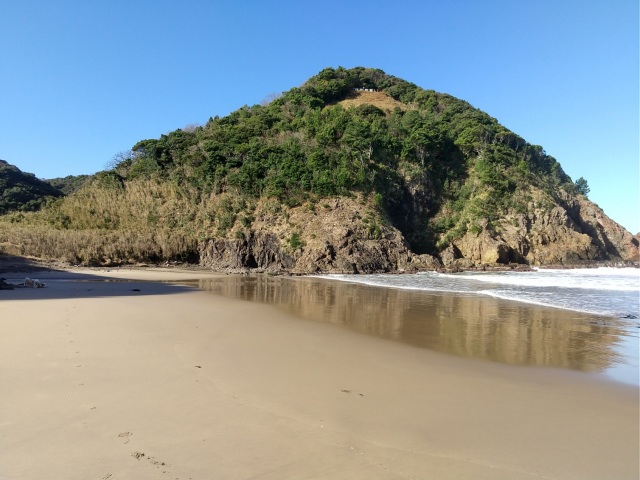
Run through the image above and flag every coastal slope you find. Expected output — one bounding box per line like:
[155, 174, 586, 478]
[1, 67, 637, 271]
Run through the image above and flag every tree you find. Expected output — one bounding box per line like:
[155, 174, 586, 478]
[574, 177, 590, 197]
[405, 124, 444, 167]
[260, 92, 282, 106]
[105, 150, 136, 176]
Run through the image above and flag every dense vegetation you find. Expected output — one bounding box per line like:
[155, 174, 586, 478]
[0, 67, 590, 265]
[0, 160, 63, 214]
[45, 174, 93, 195]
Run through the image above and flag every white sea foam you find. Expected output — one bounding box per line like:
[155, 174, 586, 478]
[316, 268, 640, 319]
[446, 268, 640, 292]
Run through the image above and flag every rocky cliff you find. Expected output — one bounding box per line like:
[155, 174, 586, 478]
[199, 191, 638, 274]
[199, 196, 441, 274]
[449, 188, 639, 268]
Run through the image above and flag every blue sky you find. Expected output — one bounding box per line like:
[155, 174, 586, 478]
[2, 1, 638, 232]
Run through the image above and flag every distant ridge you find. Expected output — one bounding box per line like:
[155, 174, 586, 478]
[0, 160, 63, 214]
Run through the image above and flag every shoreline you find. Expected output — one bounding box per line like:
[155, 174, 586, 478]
[191, 273, 640, 386]
[1, 267, 638, 479]
[3, 266, 638, 384]
[1, 251, 637, 278]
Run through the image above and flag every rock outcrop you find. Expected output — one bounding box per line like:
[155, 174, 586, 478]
[199, 196, 441, 274]
[450, 189, 639, 267]
[199, 190, 638, 274]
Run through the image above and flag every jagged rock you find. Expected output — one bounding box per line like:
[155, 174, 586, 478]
[440, 188, 639, 267]
[196, 187, 638, 273]
[574, 196, 639, 261]
[199, 233, 294, 272]
[198, 196, 441, 274]
[440, 244, 462, 265]
[406, 253, 442, 271]
[455, 231, 512, 265]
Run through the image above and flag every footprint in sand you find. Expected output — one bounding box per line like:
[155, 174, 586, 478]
[130, 450, 171, 474]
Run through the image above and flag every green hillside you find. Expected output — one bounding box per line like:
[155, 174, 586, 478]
[45, 174, 93, 195]
[2, 67, 622, 269]
[0, 160, 63, 214]
[100, 67, 578, 251]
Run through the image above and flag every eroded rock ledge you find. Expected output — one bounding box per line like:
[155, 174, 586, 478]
[198, 195, 639, 275]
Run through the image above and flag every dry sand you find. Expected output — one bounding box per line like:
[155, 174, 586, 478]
[0, 268, 638, 479]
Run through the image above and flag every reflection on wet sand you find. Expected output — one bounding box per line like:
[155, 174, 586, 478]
[193, 275, 630, 374]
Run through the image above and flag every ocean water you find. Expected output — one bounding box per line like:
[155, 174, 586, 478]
[318, 267, 640, 320]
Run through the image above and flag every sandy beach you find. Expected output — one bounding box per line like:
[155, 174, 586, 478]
[1, 267, 638, 479]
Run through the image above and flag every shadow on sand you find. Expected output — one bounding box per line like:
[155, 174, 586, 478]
[0, 254, 193, 300]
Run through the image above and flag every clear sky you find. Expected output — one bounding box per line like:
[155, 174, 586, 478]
[2, 0, 638, 233]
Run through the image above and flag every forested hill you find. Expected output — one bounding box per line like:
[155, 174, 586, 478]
[1, 67, 637, 270]
[106, 66, 580, 255]
[123, 66, 576, 228]
[0, 160, 63, 214]
[45, 174, 93, 195]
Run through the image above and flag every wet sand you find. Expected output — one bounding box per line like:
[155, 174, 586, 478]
[0, 268, 638, 479]
[193, 275, 640, 381]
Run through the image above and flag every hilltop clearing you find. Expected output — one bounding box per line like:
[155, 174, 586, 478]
[337, 89, 407, 112]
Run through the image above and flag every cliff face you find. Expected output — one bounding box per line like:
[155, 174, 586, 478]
[445, 188, 638, 268]
[199, 196, 440, 274]
[573, 196, 639, 261]
[199, 192, 638, 274]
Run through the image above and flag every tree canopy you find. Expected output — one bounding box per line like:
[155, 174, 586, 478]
[0, 160, 63, 214]
[103, 67, 576, 253]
